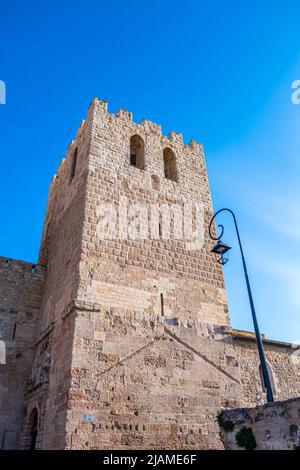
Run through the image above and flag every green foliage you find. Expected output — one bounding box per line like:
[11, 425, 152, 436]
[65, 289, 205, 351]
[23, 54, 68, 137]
[217, 413, 234, 432]
[235, 426, 257, 450]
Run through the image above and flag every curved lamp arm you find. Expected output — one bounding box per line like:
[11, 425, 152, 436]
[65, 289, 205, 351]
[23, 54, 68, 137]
[208, 208, 274, 403]
[209, 208, 242, 250]
[208, 209, 228, 241]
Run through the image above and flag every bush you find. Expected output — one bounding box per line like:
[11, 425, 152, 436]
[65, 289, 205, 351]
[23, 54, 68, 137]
[235, 427, 257, 450]
[217, 413, 234, 432]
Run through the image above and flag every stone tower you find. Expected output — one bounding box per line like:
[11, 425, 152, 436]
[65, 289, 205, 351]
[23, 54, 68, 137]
[1, 98, 299, 450]
[37, 97, 232, 449]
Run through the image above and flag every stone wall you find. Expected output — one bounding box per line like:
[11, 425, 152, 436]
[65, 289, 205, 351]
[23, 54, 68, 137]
[228, 333, 300, 406]
[64, 310, 300, 449]
[20, 109, 92, 449]
[1, 98, 300, 449]
[32, 98, 300, 449]
[78, 98, 228, 327]
[65, 311, 242, 450]
[0, 257, 45, 449]
[61, 98, 233, 449]
[218, 397, 300, 450]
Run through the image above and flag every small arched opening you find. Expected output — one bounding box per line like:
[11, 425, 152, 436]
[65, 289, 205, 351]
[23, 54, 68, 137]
[163, 148, 177, 181]
[24, 408, 39, 450]
[130, 135, 145, 170]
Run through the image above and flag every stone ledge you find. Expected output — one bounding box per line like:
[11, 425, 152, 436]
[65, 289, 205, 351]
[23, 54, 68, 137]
[223, 326, 300, 350]
[61, 299, 102, 320]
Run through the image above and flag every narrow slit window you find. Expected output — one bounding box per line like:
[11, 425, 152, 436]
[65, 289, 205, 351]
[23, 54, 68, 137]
[159, 222, 162, 237]
[12, 323, 17, 340]
[69, 148, 78, 183]
[160, 293, 164, 316]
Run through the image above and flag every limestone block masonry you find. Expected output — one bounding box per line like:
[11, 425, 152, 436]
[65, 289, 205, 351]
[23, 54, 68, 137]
[0, 98, 299, 449]
[219, 398, 300, 450]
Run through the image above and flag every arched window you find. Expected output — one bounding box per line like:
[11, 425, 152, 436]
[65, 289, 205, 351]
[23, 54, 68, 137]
[163, 148, 177, 182]
[23, 408, 39, 450]
[130, 135, 145, 170]
[259, 363, 275, 395]
[69, 148, 78, 183]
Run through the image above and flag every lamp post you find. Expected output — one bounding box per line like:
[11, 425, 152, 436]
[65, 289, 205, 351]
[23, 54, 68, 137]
[208, 208, 274, 403]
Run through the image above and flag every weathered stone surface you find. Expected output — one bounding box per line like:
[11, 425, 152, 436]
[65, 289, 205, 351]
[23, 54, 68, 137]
[219, 397, 300, 450]
[0, 258, 46, 449]
[0, 98, 299, 449]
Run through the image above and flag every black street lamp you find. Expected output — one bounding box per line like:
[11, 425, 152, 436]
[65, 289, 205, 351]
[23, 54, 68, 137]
[211, 240, 232, 266]
[208, 208, 274, 403]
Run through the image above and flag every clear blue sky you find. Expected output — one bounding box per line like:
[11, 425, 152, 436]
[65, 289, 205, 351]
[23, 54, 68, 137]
[1, 1, 300, 343]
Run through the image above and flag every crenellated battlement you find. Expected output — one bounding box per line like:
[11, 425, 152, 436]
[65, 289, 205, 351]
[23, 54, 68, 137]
[0, 256, 46, 274]
[90, 97, 203, 152]
[115, 108, 133, 122]
[76, 119, 86, 139]
[48, 98, 204, 195]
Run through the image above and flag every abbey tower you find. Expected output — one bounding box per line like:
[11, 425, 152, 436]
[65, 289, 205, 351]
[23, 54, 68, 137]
[0, 98, 299, 450]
